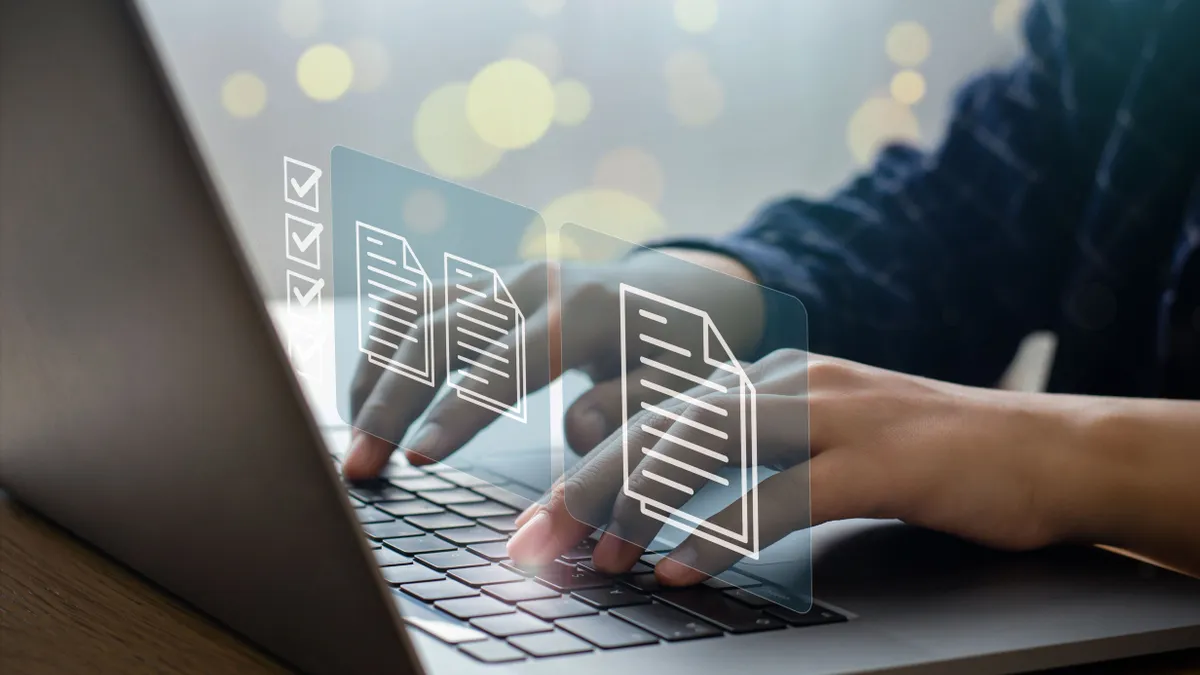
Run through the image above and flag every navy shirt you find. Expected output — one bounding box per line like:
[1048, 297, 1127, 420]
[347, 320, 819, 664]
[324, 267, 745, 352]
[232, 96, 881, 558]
[668, 0, 1200, 398]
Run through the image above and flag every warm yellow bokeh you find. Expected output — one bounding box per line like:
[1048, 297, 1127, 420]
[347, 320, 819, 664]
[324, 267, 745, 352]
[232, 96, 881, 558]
[885, 21, 932, 68]
[508, 33, 563, 81]
[413, 83, 504, 180]
[553, 79, 592, 127]
[669, 75, 725, 128]
[524, 0, 565, 18]
[674, 0, 719, 34]
[296, 43, 354, 102]
[992, 0, 1027, 35]
[890, 70, 926, 105]
[345, 38, 390, 93]
[221, 71, 267, 119]
[278, 0, 321, 39]
[402, 188, 448, 234]
[593, 147, 665, 206]
[539, 189, 665, 254]
[466, 59, 556, 150]
[847, 96, 921, 165]
[519, 226, 585, 262]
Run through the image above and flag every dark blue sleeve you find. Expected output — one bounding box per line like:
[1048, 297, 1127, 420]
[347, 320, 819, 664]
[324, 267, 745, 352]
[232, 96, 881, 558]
[660, 0, 1139, 385]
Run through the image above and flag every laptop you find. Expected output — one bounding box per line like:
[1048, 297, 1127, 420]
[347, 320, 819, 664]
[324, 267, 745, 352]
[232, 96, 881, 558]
[2, 0, 1199, 673]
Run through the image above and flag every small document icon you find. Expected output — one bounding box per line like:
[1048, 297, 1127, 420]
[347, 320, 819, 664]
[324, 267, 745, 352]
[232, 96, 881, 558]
[619, 284, 759, 559]
[444, 254, 527, 423]
[356, 222, 435, 387]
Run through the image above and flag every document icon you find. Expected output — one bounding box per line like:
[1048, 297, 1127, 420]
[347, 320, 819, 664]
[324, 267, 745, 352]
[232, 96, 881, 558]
[444, 254, 527, 423]
[356, 222, 435, 387]
[619, 284, 759, 559]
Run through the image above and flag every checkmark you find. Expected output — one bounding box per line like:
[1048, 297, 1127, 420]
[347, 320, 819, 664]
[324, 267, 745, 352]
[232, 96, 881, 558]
[290, 221, 323, 251]
[284, 157, 322, 213]
[290, 172, 320, 199]
[292, 277, 325, 305]
[285, 214, 323, 270]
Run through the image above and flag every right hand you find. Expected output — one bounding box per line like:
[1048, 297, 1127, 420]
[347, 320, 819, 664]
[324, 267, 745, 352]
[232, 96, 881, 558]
[342, 255, 763, 480]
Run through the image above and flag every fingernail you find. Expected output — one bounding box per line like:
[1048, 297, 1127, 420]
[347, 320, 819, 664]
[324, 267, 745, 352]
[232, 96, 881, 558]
[404, 424, 442, 465]
[515, 502, 539, 528]
[343, 434, 386, 479]
[506, 511, 556, 565]
[573, 409, 608, 448]
[656, 548, 706, 587]
[591, 533, 642, 574]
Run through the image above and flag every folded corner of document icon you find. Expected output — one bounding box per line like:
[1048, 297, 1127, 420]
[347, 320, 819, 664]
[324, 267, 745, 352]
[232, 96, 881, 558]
[444, 254, 528, 424]
[619, 285, 759, 560]
[355, 221, 436, 387]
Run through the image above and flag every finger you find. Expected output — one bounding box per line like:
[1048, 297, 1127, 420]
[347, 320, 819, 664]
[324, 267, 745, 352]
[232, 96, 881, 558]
[506, 481, 599, 567]
[564, 363, 669, 455]
[655, 449, 889, 586]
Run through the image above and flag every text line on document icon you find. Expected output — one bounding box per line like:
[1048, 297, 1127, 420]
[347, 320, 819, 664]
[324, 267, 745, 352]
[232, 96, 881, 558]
[444, 254, 527, 424]
[619, 284, 759, 559]
[355, 222, 435, 387]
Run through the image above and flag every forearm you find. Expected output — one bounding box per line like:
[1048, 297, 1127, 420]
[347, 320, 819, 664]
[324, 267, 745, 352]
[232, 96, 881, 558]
[1051, 397, 1200, 576]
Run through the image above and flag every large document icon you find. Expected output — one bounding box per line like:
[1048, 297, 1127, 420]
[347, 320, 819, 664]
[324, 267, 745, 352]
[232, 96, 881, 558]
[356, 222, 435, 387]
[619, 284, 759, 559]
[444, 254, 527, 423]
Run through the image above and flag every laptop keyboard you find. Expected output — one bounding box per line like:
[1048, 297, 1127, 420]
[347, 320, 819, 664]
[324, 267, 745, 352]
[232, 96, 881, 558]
[338, 455, 847, 664]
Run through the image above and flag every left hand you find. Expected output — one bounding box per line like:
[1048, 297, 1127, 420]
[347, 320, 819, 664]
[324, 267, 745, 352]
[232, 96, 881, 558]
[506, 349, 1086, 586]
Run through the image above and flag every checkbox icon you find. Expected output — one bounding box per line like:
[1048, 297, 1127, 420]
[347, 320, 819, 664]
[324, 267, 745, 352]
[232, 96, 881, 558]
[287, 270, 325, 320]
[288, 323, 326, 383]
[284, 157, 322, 213]
[285, 214, 323, 270]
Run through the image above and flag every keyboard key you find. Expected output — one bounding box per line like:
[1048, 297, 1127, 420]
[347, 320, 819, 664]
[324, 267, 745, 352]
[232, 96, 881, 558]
[438, 469, 494, 489]
[508, 630, 593, 658]
[347, 482, 414, 503]
[435, 595, 515, 620]
[361, 521, 421, 540]
[518, 597, 598, 621]
[391, 475, 455, 492]
[376, 499, 444, 518]
[449, 565, 525, 587]
[578, 559, 652, 576]
[476, 514, 519, 533]
[381, 463, 426, 480]
[422, 489, 486, 506]
[425, 462, 472, 473]
[654, 589, 785, 633]
[701, 570, 762, 590]
[763, 604, 848, 627]
[405, 512, 474, 531]
[381, 564, 443, 585]
[572, 586, 651, 609]
[402, 579, 479, 603]
[416, 550, 489, 572]
[471, 613, 551, 639]
[483, 580, 559, 604]
[459, 639, 525, 664]
[533, 561, 611, 592]
[374, 548, 412, 567]
[402, 615, 486, 645]
[473, 485, 535, 511]
[437, 525, 507, 546]
[557, 614, 658, 649]
[447, 501, 516, 519]
[467, 541, 512, 561]
[559, 539, 597, 562]
[722, 588, 773, 608]
[640, 552, 666, 567]
[385, 535, 455, 556]
[354, 507, 393, 524]
[621, 573, 663, 593]
[609, 604, 721, 641]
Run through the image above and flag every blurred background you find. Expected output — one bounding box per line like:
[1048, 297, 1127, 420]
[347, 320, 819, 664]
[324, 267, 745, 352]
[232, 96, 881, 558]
[140, 0, 1031, 300]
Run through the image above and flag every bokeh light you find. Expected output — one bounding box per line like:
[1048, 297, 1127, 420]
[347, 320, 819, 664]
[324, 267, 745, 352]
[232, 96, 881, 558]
[296, 43, 355, 101]
[890, 70, 926, 105]
[221, 71, 267, 119]
[885, 21, 932, 68]
[278, 0, 322, 39]
[992, 0, 1027, 35]
[665, 49, 710, 82]
[519, 226, 585, 261]
[593, 147, 665, 206]
[847, 96, 921, 165]
[507, 33, 563, 81]
[669, 75, 725, 128]
[466, 59, 556, 150]
[413, 83, 504, 179]
[402, 188, 448, 233]
[553, 79, 592, 126]
[539, 188, 665, 254]
[523, 0, 565, 18]
[674, 0, 719, 34]
[345, 38, 390, 93]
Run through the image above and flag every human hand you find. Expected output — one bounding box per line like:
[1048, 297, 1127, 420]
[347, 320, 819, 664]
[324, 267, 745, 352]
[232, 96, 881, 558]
[342, 254, 764, 479]
[507, 350, 1085, 585]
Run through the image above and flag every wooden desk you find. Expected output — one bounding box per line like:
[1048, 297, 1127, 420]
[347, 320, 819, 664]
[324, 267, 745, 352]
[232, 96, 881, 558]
[2, 496, 1197, 675]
